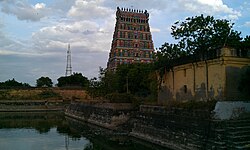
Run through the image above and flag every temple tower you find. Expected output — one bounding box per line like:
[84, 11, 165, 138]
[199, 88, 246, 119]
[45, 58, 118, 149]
[107, 7, 154, 70]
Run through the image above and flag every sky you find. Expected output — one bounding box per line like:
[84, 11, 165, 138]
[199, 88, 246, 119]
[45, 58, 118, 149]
[0, 0, 249, 86]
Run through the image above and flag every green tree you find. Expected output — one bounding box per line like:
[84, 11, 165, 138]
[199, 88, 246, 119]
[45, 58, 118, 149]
[158, 43, 186, 60]
[154, 42, 187, 75]
[86, 64, 158, 101]
[171, 14, 242, 55]
[155, 14, 245, 77]
[57, 73, 89, 87]
[36, 77, 53, 87]
[87, 77, 101, 98]
[116, 63, 157, 98]
[242, 36, 250, 49]
[0, 78, 30, 89]
[87, 67, 118, 97]
[241, 35, 250, 56]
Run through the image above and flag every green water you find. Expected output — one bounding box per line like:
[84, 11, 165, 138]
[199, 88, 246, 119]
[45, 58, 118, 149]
[0, 112, 166, 150]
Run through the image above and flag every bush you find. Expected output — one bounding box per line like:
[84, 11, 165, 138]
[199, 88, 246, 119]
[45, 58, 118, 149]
[0, 90, 10, 100]
[38, 90, 61, 99]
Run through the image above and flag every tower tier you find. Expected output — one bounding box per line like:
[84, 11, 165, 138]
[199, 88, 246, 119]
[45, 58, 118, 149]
[107, 7, 155, 70]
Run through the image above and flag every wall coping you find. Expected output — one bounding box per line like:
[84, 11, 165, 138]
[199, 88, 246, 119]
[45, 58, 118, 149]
[212, 101, 250, 120]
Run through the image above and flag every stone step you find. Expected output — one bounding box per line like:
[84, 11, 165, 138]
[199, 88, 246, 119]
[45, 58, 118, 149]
[207, 139, 226, 146]
[227, 120, 250, 127]
[231, 140, 250, 147]
[186, 142, 203, 150]
[228, 130, 250, 136]
[205, 140, 227, 150]
[227, 135, 250, 143]
[227, 126, 250, 132]
[235, 144, 250, 150]
[228, 119, 250, 123]
[212, 128, 226, 132]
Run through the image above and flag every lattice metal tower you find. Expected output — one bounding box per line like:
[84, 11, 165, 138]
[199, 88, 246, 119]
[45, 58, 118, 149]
[65, 43, 72, 76]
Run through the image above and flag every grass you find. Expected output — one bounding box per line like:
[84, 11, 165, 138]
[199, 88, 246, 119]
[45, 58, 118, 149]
[0, 88, 89, 101]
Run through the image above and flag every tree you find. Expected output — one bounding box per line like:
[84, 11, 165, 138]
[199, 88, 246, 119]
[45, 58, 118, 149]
[171, 14, 242, 55]
[86, 64, 158, 101]
[158, 43, 186, 60]
[0, 78, 31, 89]
[155, 14, 246, 76]
[242, 36, 250, 49]
[36, 77, 53, 87]
[87, 67, 119, 97]
[57, 73, 89, 87]
[117, 63, 157, 98]
[241, 35, 250, 56]
[154, 42, 188, 74]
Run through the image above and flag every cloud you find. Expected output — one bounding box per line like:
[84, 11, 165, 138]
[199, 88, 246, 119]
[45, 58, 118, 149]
[244, 21, 250, 27]
[32, 19, 113, 55]
[0, 25, 25, 54]
[150, 27, 160, 33]
[0, 32, 14, 48]
[0, 0, 248, 85]
[105, 0, 172, 11]
[0, 0, 116, 85]
[34, 3, 45, 9]
[29, 0, 116, 56]
[0, 24, 36, 56]
[0, 1, 50, 21]
[179, 0, 241, 20]
[107, 0, 241, 21]
[67, 0, 113, 20]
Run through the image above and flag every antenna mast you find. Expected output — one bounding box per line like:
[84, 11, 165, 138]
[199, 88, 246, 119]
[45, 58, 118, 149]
[65, 43, 72, 76]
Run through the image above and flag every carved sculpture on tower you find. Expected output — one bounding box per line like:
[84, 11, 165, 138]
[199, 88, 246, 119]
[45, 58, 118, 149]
[107, 7, 155, 70]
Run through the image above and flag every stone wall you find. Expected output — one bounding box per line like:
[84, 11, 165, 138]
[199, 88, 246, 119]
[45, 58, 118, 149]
[131, 106, 210, 150]
[0, 100, 64, 112]
[65, 102, 133, 130]
[65, 101, 250, 150]
[158, 48, 250, 102]
[131, 103, 250, 150]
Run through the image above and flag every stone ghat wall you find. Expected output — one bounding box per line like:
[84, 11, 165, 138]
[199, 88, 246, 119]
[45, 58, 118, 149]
[0, 100, 64, 112]
[66, 102, 250, 150]
[131, 104, 250, 150]
[131, 106, 211, 150]
[65, 102, 133, 130]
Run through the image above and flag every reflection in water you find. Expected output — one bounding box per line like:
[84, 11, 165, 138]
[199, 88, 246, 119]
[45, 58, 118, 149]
[0, 112, 89, 150]
[0, 128, 88, 150]
[0, 112, 166, 150]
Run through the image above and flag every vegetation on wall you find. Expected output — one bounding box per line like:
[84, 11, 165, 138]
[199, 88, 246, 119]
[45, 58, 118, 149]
[37, 90, 62, 100]
[0, 89, 59, 100]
